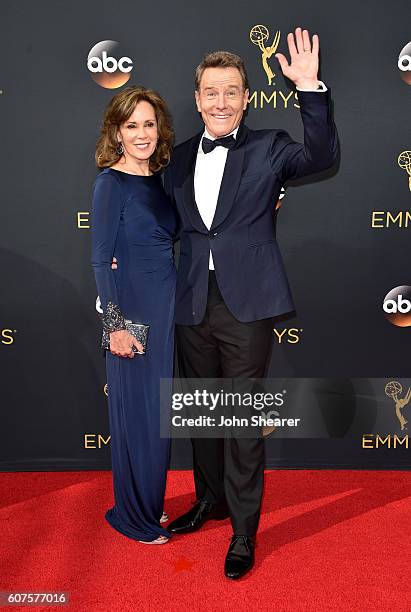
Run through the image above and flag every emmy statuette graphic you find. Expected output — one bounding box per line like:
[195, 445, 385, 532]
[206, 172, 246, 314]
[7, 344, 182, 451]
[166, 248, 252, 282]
[385, 381, 410, 431]
[397, 151, 411, 191]
[250, 25, 281, 86]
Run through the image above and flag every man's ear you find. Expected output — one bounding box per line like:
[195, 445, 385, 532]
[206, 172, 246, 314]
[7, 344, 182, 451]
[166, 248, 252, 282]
[243, 89, 249, 110]
[194, 90, 201, 113]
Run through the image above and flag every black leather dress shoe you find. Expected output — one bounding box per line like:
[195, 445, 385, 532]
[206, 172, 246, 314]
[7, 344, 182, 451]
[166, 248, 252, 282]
[168, 500, 230, 534]
[224, 535, 255, 580]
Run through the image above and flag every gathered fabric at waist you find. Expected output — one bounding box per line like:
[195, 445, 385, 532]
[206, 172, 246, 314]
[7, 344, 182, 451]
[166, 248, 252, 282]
[115, 242, 174, 271]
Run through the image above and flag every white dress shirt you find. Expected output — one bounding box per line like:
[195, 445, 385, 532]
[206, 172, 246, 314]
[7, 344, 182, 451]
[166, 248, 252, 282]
[193, 81, 327, 270]
[194, 125, 240, 269]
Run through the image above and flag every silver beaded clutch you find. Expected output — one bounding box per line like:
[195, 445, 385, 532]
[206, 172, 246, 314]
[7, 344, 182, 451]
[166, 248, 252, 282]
[101, 320, 149, 354]
[101, 302, 149, 354]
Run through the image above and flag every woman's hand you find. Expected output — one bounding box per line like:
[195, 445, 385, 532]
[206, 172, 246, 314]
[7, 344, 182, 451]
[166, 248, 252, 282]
[109, 329, 144, 358]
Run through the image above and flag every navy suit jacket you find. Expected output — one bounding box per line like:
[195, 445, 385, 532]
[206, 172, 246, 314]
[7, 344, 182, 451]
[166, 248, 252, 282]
[164, 89, 339, 325]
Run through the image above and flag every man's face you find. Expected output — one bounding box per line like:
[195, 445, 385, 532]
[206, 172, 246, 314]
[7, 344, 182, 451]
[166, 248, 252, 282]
[195, 67, 249, 138]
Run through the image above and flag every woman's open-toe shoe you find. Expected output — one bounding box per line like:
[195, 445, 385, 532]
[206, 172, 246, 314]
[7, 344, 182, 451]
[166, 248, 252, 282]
[138, 535, 169, 545]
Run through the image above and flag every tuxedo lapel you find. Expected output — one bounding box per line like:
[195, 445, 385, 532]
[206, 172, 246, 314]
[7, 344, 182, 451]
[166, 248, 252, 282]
[210, 122, 249, 231]
[181, 130, 209, 234]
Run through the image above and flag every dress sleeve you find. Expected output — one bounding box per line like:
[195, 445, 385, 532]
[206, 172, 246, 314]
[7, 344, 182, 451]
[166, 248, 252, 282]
[163, 163, 181, 241]
[91, 172, 127, 333]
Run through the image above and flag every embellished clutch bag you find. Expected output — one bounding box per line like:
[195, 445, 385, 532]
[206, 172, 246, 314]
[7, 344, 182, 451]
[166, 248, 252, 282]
[100, 302, 149, 354]
[101, 321, 149, 354]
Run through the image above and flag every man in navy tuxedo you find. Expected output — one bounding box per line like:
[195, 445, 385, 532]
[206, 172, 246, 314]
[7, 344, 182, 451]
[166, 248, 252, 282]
[113, 27, 339, 578]
[165, 27, 339, 579]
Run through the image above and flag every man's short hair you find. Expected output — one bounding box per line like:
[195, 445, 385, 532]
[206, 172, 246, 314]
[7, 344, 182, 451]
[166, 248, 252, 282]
[195, 51, 250, 92]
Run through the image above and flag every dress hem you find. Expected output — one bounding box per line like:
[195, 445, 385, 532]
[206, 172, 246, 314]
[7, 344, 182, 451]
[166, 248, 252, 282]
[105, 508, 171, 542]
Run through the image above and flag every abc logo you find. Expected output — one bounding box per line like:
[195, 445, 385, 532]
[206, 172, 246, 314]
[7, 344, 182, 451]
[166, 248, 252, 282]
[398, 42, 411, 85]
[275, 186, 286, 210]
[383, 286, 411, 327]
[96, 296, 103, 314]
[87, 40, 133, 89]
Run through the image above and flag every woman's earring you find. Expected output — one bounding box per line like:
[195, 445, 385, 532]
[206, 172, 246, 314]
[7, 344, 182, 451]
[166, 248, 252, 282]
[116, 142, 124, 155]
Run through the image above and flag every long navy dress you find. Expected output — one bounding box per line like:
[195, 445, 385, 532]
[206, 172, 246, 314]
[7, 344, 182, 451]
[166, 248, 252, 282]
[91, 167, 177, 541]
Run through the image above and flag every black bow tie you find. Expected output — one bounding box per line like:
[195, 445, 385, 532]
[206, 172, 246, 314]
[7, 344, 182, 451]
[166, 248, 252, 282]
[202, 134, 236, 154]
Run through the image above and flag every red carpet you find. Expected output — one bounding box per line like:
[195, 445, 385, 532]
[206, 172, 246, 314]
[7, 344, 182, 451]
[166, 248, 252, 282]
[1, 470, 410, 611]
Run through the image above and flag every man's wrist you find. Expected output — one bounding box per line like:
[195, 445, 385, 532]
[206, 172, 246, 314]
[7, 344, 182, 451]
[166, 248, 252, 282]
[295, 79, 320, 90]
[296, 80, 327, 92]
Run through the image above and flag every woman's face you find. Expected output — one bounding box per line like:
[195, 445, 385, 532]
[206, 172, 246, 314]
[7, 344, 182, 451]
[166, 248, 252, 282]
[117, 100, 158, 164]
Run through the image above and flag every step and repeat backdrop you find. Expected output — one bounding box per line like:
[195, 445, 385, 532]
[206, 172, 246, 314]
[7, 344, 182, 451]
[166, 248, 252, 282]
[1, 0, 410, 470]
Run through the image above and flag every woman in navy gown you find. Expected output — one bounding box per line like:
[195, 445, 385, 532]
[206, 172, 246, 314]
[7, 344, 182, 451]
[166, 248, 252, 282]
[91, 87, 177, 544]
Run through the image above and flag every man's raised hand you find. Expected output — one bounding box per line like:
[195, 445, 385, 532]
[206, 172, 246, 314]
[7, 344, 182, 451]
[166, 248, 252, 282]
[275, 27, 319, 90]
